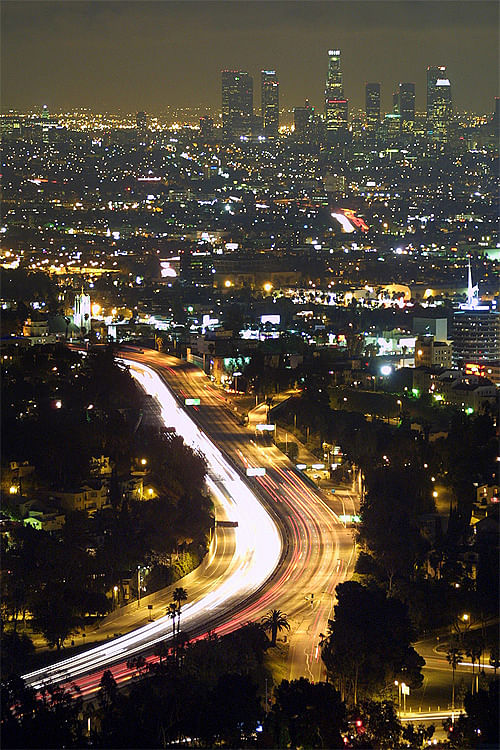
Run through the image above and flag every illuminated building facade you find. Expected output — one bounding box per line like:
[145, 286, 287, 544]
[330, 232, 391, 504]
[180, 248, 215, 287]
[325, 49, 348, 140]
[399, 82, 415, 129]
[261, 70, 279, 135]
[221, 70, 253, 137]
[74, 291, 91, 334]
[365, 83, 381, 129]
[427, 66, 452, 142]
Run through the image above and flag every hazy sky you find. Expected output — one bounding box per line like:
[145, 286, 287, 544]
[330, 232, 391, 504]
[2, 1, 498, 114]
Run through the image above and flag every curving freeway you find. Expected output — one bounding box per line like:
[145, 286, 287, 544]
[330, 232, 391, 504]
[22, 349, 356, 694]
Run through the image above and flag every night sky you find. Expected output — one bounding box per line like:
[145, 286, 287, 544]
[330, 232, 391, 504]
[2, 1, 498, 114]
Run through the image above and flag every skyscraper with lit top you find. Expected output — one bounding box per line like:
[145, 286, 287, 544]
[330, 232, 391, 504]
[427, 66, 452, 142]
[325, 49, 348, 142]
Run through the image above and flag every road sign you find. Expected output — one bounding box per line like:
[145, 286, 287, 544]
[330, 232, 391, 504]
[331, 489, 336, 494]
[185, 398, 201, 406]
[246, 467, 266, 477]
[256, 423, 275, 431]
[402, 684, 410, 696]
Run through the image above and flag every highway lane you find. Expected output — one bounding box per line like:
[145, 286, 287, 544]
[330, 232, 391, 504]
[22, 349, 355, 693]
[128, 350, 356, 683]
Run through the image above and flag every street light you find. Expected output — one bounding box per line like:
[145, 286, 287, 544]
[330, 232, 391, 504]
[113, 585, 119, 609]
[395, 680, 401, 715]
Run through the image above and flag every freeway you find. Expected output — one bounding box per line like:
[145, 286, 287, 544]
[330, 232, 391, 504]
[23, 349, 356, 693]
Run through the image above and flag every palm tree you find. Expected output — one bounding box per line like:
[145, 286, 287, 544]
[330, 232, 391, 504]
[262, 609, 291, 646]
[447, 644, 463, 713]
[489, 644, 500, 675]
[167, 601, 178, 662]
[154, 639, 169, 667]
[173, 587, 188, 638]
[167, 602, 177, 636]
[465, 639, 482, 694]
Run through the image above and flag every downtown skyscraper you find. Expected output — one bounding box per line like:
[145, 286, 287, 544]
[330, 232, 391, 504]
[427, 66, 452, 142]
[261, 70, 279, 136]
[365, 83, 381, 129]
[399, 82, 416, 130]
[221, 70, 253, 137]
[324, 49, 348, 142]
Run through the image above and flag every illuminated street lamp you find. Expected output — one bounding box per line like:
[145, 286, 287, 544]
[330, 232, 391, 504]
[263, 282, 273, 293]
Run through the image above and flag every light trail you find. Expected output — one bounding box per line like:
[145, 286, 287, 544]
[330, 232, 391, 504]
[22, 360, 282, 691]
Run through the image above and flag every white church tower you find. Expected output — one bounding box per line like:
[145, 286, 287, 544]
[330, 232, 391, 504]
[73, 289, 91, 333]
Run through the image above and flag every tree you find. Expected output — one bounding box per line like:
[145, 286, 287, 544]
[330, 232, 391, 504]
[489, 643, 500, 675]
[261, 609, 290, 646]
[1, 676, 84, 748]
[270, 678, 346, 749]
[31, 583, 81, 650]
[208, 673, 262, 746]
[321, 581, 424, 704]
[126, 654, 148, 679]
[172, 586, 188, 639]
[444, 679, 499, 748]
[464, 631, 483, 694]
[355, 700, 403, 749]
[403, 721, 435, 748]
[1, 628, 35, 679]
[447, 641, 463, 712]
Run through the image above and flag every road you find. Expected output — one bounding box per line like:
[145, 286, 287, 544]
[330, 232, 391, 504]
[23, 349, 356, 694]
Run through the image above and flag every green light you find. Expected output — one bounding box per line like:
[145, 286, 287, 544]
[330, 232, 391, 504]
[465, 407, 474, 415]
[412, 388, 420, 397]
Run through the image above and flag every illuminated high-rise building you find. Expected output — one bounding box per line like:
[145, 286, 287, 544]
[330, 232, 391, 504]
[427, 66, 452, 142]
[325, 49, 348, 139]
[261, 70, 279, 135]
[221, 70, 253, 137]
[399, 82, 415, 129]
[365, 83, 380, 128]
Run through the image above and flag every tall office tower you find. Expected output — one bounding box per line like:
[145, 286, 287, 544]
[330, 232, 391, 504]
[325, 49, 348, 140]
[199, 115, 214, 140]
[221, 70, 253, 137]
[136, 111, 147, 130]
[293, 99, 314, 141]
[427, 66, 452, 142]
[365, 83, 381, 128]
[392, 91, 400, 113]
[261, 70, 279, 135]
[399, 82, 415, 129]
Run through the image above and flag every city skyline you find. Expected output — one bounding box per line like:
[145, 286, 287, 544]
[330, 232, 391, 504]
[2, 1, 498, 113]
